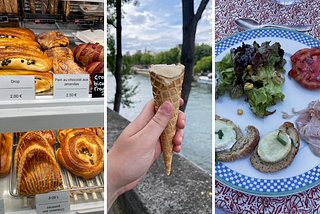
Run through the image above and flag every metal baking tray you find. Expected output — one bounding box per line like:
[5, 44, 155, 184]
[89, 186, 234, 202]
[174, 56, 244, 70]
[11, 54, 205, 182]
[79, 4, 103, 16]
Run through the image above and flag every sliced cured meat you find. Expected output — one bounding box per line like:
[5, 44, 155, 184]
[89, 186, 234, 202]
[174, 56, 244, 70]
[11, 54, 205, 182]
[289, 47, 320, 89]
[294, 100, 320, 156]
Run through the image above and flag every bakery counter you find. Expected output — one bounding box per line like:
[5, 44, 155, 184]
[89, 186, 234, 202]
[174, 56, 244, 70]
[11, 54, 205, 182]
[0, 97, 104, 134]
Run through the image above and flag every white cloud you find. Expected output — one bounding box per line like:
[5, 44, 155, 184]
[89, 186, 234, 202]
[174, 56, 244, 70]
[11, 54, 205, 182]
[174, 2, 182, 8]
[125, 11, 156, 26]
[165, 13, 171, 17]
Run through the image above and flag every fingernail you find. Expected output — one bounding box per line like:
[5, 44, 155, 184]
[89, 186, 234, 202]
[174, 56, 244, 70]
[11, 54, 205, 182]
[159, 101, 173, 114]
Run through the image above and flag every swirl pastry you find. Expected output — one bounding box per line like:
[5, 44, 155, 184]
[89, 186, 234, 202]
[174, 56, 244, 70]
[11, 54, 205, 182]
[16, 145, 62, 195]
[96, 127, 104, 141]
[56, 129, 104, 179]
[0, 28, 36, 41]
[73, 43, 104, 66]
[57, 128, 96, 144]
[36, 31, 69, 50]
[0, 48, 53, 72]
[0, 133, 13, 178]
[0, 70, 53, 93]
[14, 131, 54, 173]
[44, 47, 74, 60]
[16, 130, 56, 146]
[0, 38, 41, 52]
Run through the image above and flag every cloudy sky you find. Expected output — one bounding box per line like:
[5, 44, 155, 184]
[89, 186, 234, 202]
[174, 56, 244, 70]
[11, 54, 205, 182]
[115, 0, 212, 55]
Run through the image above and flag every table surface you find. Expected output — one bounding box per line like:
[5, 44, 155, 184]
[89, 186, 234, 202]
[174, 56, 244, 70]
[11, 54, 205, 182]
[215, 0, 320, 213]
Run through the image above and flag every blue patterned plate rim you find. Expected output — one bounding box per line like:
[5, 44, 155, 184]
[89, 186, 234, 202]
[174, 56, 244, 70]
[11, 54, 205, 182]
[215, 28, 320, 196]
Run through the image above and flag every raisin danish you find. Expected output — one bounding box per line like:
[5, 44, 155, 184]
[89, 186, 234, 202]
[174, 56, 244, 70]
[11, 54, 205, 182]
[56, 129, 104, 179]
[57, 128, 96, 143]
[0, 70, 53, 93]
[0, 38, 41, 52]
[0, 28, 36, 41]
[36, 31, 69, 50]
[73, 43, 104, 66]
[44, 47, 74, 60]
[0, 48, 53, 72]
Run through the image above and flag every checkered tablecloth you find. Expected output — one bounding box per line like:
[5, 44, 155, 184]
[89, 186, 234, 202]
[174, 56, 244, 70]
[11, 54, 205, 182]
[215, 0, 320, 213]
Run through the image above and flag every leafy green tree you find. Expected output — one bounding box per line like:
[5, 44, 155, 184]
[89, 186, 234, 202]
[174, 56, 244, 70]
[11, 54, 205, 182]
[194, 43, 212, 65]
[193, 55, 212, 75]
[141, 53, 154, 65]
[131, 52, 143, 65]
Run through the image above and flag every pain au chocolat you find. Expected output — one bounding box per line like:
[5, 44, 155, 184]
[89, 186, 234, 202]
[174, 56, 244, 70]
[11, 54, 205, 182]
[16, 145, 62, 195]
[0, 28, 36, 41]
[0, 48, 53, 72]
[0, 38, 41, 52]
[0, 70, 53, 93]
[56, 129, 104, 180]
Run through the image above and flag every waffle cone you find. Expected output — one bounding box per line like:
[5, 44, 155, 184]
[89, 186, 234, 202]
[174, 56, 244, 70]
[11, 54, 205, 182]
[150, 64, 184, 175]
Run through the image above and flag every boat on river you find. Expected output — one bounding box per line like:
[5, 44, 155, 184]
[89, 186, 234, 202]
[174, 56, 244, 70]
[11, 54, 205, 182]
[197, 73, 212, 84]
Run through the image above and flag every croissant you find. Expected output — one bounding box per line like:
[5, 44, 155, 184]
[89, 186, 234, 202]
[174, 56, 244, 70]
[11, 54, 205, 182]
[44, 47, 74, 60]
[0, 28, 36, 41]
[16, 130, 56, 146]
[36, 31, 69, 50]
[0, 38, 41, 52]
[0, 70, 53, 93]
[0, 48, 53, 72]
[16, 145, 62, 195]
[73, 43, 104, 66]
[14, 131, 54, 173]
[86, 61, 104, 80]
[57, 128, 96, 143]
[56, 129, 104, 179]
[0, 133, 13, 178]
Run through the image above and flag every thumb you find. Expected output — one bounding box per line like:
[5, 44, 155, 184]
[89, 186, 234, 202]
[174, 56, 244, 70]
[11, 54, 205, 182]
[141, 101, 173, 143]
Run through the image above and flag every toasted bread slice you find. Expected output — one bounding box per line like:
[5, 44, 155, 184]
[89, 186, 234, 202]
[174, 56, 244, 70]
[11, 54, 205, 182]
[216, 115, 260, 162]
[250, 122, 300, 173]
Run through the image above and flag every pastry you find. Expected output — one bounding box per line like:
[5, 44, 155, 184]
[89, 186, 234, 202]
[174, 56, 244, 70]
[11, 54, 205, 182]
[28, 0, 36, 13]
[10, 0, 18, 13]
[16, 145, 62, 195]
[36, 31, 69, 50]
[96, 127, 104, 141]
[0, 0, 6, 12]
[0, 38, 41, 52]
[48, 0, 54, 14]
[66, 1, 70, 17]
[57, 128, 96, 143]
[73, 43, 104, 66]
[0, 47, 53, 72]
[0, 70, 53, 93]
[149, 64, 184, 175]
[86, 61, 104, 80]
[42, 0, 48, 14]
[3, 0, 11, 13]
[0, 133, 13, 178]
[14, 131, 54, 173]
[0, 28, 36, 41]
[16, 130, 56, 146]
[56, 129, 104, 179]
[44, 47, 74, 60]
[54, 0, 58, 14]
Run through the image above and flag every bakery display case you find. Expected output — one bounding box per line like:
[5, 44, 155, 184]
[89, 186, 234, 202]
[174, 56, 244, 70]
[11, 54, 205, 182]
[0, 0, 105, 213]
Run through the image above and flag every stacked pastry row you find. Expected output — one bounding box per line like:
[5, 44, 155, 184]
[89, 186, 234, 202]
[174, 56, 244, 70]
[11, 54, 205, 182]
[0, 28, 104, 94]
[0, 0, 18, 13]
[27, 0, 61, 15]
[0, 127, 104, 195]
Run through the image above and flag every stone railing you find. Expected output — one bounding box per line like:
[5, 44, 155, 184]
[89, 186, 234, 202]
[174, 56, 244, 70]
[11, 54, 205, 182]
[107, 108, 212, 214]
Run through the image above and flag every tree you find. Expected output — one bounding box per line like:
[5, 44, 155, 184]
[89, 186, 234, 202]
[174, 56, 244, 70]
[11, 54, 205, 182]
[107, 0, 139, 113]
[194, 43, 212, 65]
[140, 53, 154, 65]
[193, 55, 212, 75]
[180, 0, 210, 112]
[131, 52, 143, 65]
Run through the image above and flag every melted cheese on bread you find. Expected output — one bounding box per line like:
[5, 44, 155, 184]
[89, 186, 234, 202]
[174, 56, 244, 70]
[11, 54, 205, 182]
[258, 130, 291, 162]
[215, 120, 237, 151]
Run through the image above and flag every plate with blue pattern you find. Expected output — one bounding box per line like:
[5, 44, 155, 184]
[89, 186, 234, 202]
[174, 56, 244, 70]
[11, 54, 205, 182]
[215, 28, 320, 196]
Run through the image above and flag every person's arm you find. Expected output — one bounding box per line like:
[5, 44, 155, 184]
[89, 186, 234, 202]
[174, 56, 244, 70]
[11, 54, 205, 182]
[107, 99, 186, 211]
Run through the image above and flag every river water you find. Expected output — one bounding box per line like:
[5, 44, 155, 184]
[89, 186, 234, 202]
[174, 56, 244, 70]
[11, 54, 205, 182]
[107, 71, 212, 174]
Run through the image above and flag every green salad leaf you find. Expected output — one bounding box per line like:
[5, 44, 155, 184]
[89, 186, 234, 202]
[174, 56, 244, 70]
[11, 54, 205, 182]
[215, 41, 286, 118]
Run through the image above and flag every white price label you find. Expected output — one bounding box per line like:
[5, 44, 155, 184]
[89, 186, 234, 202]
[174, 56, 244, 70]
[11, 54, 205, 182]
[36, 191, 70, 214]
[0, 199, 4, 214]
[53, 74, 90, 99]
[0, 76, 35, 101]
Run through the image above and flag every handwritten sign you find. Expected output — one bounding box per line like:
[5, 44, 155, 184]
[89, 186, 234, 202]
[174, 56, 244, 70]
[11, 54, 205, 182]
[53, 74, 90, 99]
[92, 73, 104, 98]
[0, 76, 35, 101]
[0, 199, 4, 214]
[36, 191, 70, 214]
